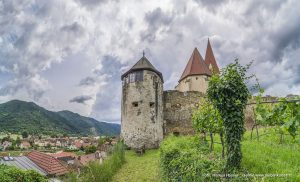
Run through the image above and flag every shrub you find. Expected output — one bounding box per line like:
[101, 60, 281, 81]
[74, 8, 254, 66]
[160, 136, 224, 181]
[0, 165, 47, 182]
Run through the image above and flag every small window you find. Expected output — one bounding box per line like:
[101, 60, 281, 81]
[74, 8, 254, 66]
[132, 102, 138, 107]
[129, 73, 135, 82]
[150, 102, 155, 107]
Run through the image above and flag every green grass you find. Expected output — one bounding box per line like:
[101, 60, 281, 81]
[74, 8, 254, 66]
[211, 128, 300, 181]
[241, 129, 300, 181]
[112, 150, 161, 182]
[111, 129, 299, 182]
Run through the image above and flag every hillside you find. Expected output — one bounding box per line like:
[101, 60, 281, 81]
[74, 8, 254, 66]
[0, 100, 120, 136]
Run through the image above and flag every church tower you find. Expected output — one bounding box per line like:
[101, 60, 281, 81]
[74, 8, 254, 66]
[205, 38, 219, 74]
[175, 39, 219, 93]
[175, 47, 212, 93]
[121, 54, 164, 149]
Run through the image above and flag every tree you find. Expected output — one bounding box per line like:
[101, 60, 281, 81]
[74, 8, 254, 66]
[15, 136, 21, 146]
[85, 145, 97, 154]
[208, 59, 251, 170]
[22, 131, 28, 139]
[192, 98, 225, 157]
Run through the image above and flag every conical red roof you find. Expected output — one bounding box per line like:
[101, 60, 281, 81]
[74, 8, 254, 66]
[179, 48, 212, 82]
[204, 39, 219, 74]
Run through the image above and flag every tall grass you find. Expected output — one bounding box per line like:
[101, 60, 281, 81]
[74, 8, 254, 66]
[65, 142, 125, 182]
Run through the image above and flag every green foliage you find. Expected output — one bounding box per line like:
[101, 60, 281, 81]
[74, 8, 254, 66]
[85, 145, 97, 154]
[98, 137, 109, 147]
[0, 100, 120, 136]
[160, 136, 224, 181]
[192, 98, 225, 153]
[21, 131, 28, 139]
[253, 87, 300, 140]
[0, 165, 47, 182]
[192, 98, 223, 135]
[207, 60, 251, 170]
[241, 129, 300, 181]
[65, 142, 125, 182]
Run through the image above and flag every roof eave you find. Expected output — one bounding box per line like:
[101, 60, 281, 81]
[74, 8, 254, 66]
[179, 73, 211, 83]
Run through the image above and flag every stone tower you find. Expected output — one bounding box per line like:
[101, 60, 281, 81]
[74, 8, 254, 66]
[121, 54, 164, 149]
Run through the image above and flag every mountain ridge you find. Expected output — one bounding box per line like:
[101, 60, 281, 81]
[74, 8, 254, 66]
[0, 100, 120, 136]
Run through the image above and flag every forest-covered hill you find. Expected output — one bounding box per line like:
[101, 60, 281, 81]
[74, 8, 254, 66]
[0, 100, 120, 136]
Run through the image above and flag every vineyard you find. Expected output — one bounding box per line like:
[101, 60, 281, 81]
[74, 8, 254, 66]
[252, 89, 300, 142]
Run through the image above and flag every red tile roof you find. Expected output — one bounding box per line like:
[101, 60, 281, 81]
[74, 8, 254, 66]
[78, 153, 99, 166]
[204, 38, 220, 74]
[50, 152, 76, 159]
[27, 151, 68, 176]
[179, 47, 212, 81]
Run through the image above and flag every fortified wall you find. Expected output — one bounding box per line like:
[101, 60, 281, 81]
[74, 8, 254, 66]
[163, 93, 278, 136]
[163, 90, 204, 135]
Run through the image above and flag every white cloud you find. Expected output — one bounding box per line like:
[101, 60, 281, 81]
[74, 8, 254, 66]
[0, 0, 300, 122]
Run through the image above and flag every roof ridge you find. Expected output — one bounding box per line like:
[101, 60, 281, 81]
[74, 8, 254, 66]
[204, 38, 220, 74]
[179, 47, 212, 82]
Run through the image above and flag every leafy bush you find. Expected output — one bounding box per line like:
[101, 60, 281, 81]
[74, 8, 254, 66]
[160, 136, 224, 181]
[192, 98, 224, 155]
[85, 145, 97, 154]
[0, 165, 47, 182]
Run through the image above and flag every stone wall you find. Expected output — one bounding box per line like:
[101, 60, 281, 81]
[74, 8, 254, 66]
[163, 90, 204, 135]
[244, 96, 278, 129]
[121, 70, 164, 149]
[163, 91, 277, 135]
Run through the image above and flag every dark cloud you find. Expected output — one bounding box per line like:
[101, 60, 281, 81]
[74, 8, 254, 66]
[61, 22, 84, 35]
[76, 0, 109, 7]
[141, 8, 174, 42]
[79, 76, 96, 86]
[70, 95, 92, 104]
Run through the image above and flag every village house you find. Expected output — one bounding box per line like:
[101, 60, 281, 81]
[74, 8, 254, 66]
[20, 141, 31, 149]
[1, 141, 12, 150]
[74, 151, 106, 166]
[27, 150, 69, 176]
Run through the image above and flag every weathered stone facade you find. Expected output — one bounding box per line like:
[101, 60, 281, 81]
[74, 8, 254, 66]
[163, 90, 205, 135]
[121, 68, 164, 149]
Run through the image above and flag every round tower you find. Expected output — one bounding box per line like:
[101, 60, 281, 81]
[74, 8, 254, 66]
[121, 55, 164, 149]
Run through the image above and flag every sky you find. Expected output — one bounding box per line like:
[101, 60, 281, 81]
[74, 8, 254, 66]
[0, 0, 300, 123]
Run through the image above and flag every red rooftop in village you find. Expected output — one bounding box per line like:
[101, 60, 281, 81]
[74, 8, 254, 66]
[27, 150, 68, 176]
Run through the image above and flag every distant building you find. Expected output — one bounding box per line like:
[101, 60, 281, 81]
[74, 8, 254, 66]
[74, 151, 106, 166]
[20, 141, 31, 149]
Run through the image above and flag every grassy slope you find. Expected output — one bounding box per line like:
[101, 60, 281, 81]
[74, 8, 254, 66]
[112, 150, 161, 182]
[241, 130, 300, 181]
[212, 129, 300, 181]
[113, 129, 299, 182]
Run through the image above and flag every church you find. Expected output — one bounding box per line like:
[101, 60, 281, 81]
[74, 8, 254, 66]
[121, 39, 220, 149]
